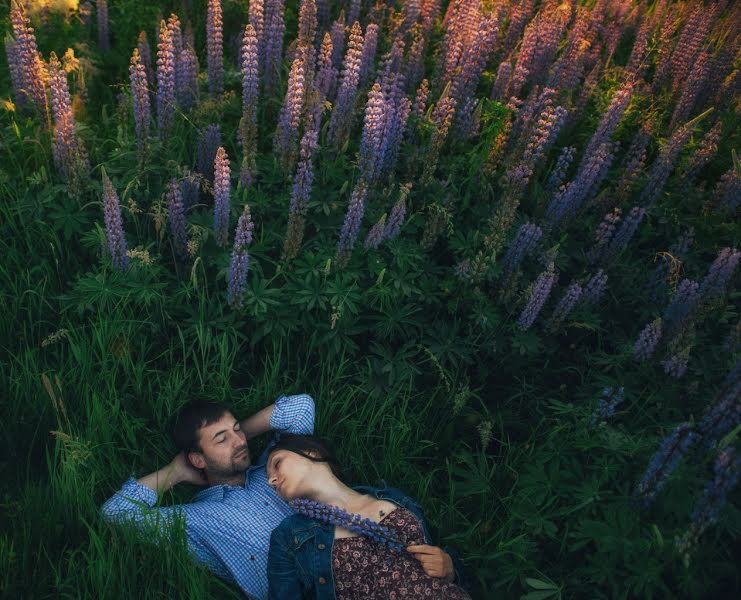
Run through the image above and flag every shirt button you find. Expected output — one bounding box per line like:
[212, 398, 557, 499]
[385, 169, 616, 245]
[318, 577, 327, 585]
[250, 555, 255, 561]
[318, 543, 326, 550]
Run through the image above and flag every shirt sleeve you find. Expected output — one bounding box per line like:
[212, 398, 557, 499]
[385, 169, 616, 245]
[269, 393, 315, 435]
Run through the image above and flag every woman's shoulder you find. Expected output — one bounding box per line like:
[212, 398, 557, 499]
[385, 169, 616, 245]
[271, 512, 327, 542]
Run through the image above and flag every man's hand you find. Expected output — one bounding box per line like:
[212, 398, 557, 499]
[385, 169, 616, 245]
[406, 544, 455, 581]
[170, 452, 207, 486]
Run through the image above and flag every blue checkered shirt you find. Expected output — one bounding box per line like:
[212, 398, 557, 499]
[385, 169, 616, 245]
[101, 393, 315, 600]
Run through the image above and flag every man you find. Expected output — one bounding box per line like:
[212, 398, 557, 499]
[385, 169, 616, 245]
[102, 393, 459, 598]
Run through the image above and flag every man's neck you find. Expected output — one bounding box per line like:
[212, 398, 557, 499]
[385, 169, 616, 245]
[207, 471, 247, 488]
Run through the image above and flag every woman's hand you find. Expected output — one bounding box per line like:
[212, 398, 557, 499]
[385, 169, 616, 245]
[406, 545, 455, 581]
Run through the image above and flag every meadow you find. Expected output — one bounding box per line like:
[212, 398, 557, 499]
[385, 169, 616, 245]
[1, 0, 739, 598]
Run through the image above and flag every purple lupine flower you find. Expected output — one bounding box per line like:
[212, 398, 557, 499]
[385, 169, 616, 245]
[517, 262, 556, 330]
[675, 447, 741, 564]
[589, 386, 625, 428]
[405, 25, 426, 93]
[548, 282, 582, 331]
[663, 278, 700, 330]
[274, 55, 306, 170]
[328, 21, 364, 151]
[583, 83, 633, 162]
[263, 0, 286, 94]
[364, 214, 387, 250]
[227, 203, 255, 309]
[290, 498, 407, 552]
[206, 0, 224, 96]
[196, 124, 222, 182]
[282, 98, 323, 261]
[156, 19, 176, 139]
[248, 0, 265, 71]
[715, 167, 740, 215]
[581, 269, 608, 304]
[698, 247, 741, 308]
[422, 91, 457, 183]
[412, 78, 429, 120]
[297, 0, 317, 46]
[137, 31, 154, 90]
[661, 345, 691, 379]
[358, 23, 379, 89]
[615, 123, 652, 201]
[167, 179, 189, 259]
[239, 24, 259, 186]
[668, 5, 721, 94]
[129, 48, 151, 152]
[180, 170, 202, 211]
[48, 52, 89, 180]
[544, 146, 575, 198]
[336, 180, 369, 268]
[383, 183, 410, 241]
[167, 14, 183, 99]
[213, 146, 231, 248]
[501, 223, 542, 274]
[329, 11, 346, 72]
[587, 208, 622, 264]
[315, 32, 337, 100]
[634, 422, 699, 508]
[10, 0, 48, 123]
[490, 61, 512, 100]
[101, 169, 129, 271]
[685, 121, 722, 182]
[640, 122, 695, 206]
[97, 0, 109, 52]
[5, 33, 26, 109]
[178, 44, 199, 111]
[346, 0, 361, 25]
[634, 318, 662, 361]
[669, 49, 710, 130]
[698, 360, 741, 448]
[600, 206, 646, 264]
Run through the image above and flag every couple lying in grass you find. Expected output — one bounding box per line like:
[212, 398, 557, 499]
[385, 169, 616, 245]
[102, 393, 471, 599]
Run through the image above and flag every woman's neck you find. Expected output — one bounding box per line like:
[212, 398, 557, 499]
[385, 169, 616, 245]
[307, 473, 364, 510]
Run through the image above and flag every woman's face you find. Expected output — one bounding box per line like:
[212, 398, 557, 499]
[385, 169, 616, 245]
[266, 449, 316, 500]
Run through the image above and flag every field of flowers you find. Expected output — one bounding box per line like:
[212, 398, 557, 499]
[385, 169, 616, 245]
[1, 0, 739, 598]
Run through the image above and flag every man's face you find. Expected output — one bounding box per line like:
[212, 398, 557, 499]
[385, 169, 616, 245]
[189, 412, 250, 480]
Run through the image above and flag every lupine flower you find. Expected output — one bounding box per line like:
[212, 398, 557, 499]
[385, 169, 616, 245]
[544, 146, 575, 198]
[548, 282, 582, 331]
[663, 278, 700, 331]
[583, 83, 633, 162]
[600, 206, 645, 264]
[615, 124, 651, 201]
[79, 1, 93, 28]
[239, 24, 259, 186]
[10, 0, 48, 123]
[697, 247, 740, 308]
[275, 55, 306, 171]
[412, 78, 429, 119]
[670, 50, 710, 130]
[588, 208, 621, 264]
[329, 11, 346, 71]
[156, 19, 176, 139]
[490, 61, 512, 100]
[315, 32, 337, 100]
[97, 0, 109, 52]
[180, 170, 203, 211]
[358, 23, 379, 89]
[501, 223, 542, 275]
[661, 344, 691, 378]
[129, 48, 150, 152]
[634, 318, 662, 361]
[290, 498, 407, 552]
[101, 169, 129, 271]
[685, 121, 722, 182]
[178, 44, 199, 111]
[517, 262, 556, 330]
[581, 269, 608, 304]
[383, 183, 410, 241]
[4, 35, 26, 108]
[137, 31, 154, 88]
[167, 179, 189, 259]
[698, 360, 741, 448]
[634, 422, 699, 508]
[263, 0, 286, 94]
[346, 0, 361, 25]
[668, 5, 720, 93]
[297, 0, 317, 46]
[675, 447, 741, 566]
[640, 122, 694, 206]
[422, 91, 456, 184]
[328, 21, 364, 151]
[336, 180, 369, 268]
[282, 98, 322, 262]
[48, 52, 89, 180]
[248, 0, 265, 71]
[206, 0, 224, 96]
[227, 204, 255, 309]
[196, 124, 222, 182]
[714, 167, 740, 215]
[364, 214, 386, 250]
[213, 147, 231, 248]
[589, 386, 625, 428]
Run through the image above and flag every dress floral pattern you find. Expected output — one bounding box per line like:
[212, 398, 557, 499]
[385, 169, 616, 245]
[332, 507, 471, 599]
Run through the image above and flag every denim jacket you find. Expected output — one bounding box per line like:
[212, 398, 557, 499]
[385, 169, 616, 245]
[267, 485, 468, 600]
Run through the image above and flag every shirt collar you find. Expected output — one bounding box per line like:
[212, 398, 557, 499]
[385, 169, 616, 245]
[193, 468, 256, 503]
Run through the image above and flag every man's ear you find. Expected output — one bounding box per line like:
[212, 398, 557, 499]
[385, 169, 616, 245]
[188, 451, 206, 470]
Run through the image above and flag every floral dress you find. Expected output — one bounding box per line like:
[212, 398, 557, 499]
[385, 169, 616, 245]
[332, 507, 471, 599]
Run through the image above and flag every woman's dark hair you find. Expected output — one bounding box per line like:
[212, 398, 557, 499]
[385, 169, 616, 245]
[269, 435, 344, 479]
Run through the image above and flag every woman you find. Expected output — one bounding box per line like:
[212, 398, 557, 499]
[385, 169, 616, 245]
[266, 435, 471, 599]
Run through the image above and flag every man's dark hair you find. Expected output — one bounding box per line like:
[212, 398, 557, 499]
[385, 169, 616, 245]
[172, 399, 232, 453]
[268, 435, 344, 479]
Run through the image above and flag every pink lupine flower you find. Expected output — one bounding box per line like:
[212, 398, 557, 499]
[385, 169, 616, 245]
[315, 32, 337, 100]
[239, 24, 259, 185]
[248, 0, 265, 71]
[213, 146, 231, 248]
[156, 19, 176, 139]
[328, 21, 364, 150]
[263, 0, 286, 94]
[274, 55, 306, 171]
[137, 31, 154, 89]
[207, 0, 224, 96]
[129, 48, 151, 152]
[10, 0, 48, 124]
